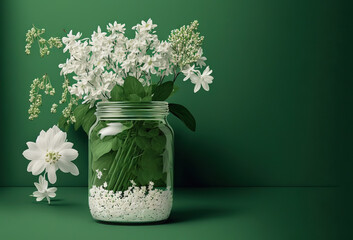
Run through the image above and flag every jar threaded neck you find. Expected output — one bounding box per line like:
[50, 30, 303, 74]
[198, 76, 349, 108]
[96, 101, 169, 120]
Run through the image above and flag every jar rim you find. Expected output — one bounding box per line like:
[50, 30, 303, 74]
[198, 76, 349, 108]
[96, 101, 169, 120]
[97, 101, 168, 107]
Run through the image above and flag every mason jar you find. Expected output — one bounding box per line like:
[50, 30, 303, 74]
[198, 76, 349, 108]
[88, 101, 173, 223]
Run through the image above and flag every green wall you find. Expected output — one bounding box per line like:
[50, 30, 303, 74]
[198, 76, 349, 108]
[0, 0, 342, 187]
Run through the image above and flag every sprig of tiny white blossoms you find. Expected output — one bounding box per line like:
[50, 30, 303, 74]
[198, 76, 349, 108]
[28, 74, 55, 120]
[25, 25, 62, 57]
[54, 76, 78, 124]
[168, 20, 204, 68]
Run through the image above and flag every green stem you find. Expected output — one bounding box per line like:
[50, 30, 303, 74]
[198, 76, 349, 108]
[106, 133, 130, 189]
[112, 138, 136, 192]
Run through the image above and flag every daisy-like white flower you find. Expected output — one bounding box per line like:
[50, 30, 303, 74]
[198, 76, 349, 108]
[31, 175, 57, 204]
[190, 66, 214, 93]
[23, 125, 79, 184]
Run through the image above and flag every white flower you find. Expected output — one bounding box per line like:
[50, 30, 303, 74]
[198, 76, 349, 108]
[132, 18, 157, 32]
[62, 30, 82, 52]
[107, 21, 126, 33]
[103, 182, 108, 188]
[182, 65, 196, 81]
[196, 49, 207, 67]
[23, 125, 79, 184]
[31, 175, 57, 204]
[190, 66, 214, 93]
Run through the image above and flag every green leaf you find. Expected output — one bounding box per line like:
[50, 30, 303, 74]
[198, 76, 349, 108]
[58, 114, 70, 132]
[91, 136, 114, 160]
[92, 151, 115, 171]
[110, 85, 124, 101]
[135, 136, 151, 149]
[151, 135, 166, 153]
[82, 108, 96, 134]
[169, 103, 196, 131]
[73, 104, 90, 130]
[151, 84, 157, 94]
[138, 127, 160, 138]
[141, 95, 152, 102]
[170, 84, 179, 97]
[135, 149, 163, 185]
[111, 137, 122, 151]
[144, 84, 153, 97]
[123, 76, 145, 98]
[147, 128, 160, 138]
[152, 81, 174, 101]
[127, 93, 142, 102]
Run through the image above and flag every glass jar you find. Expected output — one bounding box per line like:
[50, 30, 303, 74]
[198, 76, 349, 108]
[88, 101, 173, 223]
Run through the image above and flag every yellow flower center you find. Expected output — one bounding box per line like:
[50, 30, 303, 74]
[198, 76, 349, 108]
[45, 151, 61, 164]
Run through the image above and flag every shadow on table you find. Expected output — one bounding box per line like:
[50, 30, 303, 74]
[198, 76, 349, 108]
[167, 206, 236, 224]
[95, 207, 236, 226]
[44, 198, 81, 208]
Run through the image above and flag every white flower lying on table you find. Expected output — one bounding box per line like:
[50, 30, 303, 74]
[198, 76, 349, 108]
[23, 125, 79, 203]
[31, 175, 57, 204]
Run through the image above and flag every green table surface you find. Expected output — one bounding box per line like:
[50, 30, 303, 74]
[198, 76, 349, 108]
[0, 187, 339, 240]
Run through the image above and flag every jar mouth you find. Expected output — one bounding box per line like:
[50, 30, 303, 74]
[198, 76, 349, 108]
[96, 101, 169, 120]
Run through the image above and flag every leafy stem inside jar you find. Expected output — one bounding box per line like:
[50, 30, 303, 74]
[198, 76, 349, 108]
[89, 119, 170, 191]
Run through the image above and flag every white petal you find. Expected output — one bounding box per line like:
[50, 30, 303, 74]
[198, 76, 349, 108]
[32, 191, 42, 197]
[36, 196, 45, 202]
[23, 150, 42, 161]
[58, 161, 79, 176]
[189, 73, 199, 83]
[27, 161, 35, 172]
[26, 142, 39, 151]
[57, 142, 74, 151]
[50, 131, 67, 150]
[98, 123, 125, 139]
[36, 134, 48, 151]
[202, 82, 210, 91]
[194, 83, 201, 93]
[31, 161, 46, 175]
[47, 192, 56, 198]
[34, 182, 43, 192]
[39, 175, 48, 190]
[46, 128, 54, 141]
[47, 165, 57, 184]
[203, 75, 214, 83]
[47, 187, 57, 193]
[51, 125, 61, 135]
[60, 149, 78, 161]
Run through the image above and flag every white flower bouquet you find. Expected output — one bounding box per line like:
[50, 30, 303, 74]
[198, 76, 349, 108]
[25, 19, 213, 129]
[24, 19, 213, 220]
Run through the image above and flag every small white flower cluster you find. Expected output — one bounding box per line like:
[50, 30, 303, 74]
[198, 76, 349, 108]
[58, 18, 214, 105]
[89, 181, 173, 222]
[168, 20, 204, 68]
[49, 76, 78, 124]
[28, 74, 55, 120]
[96, 169, 103, 179]
[25, 26, 62, 57]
